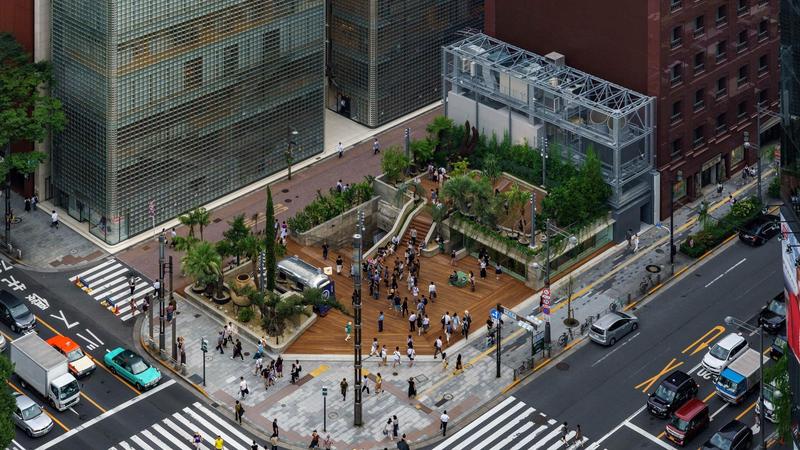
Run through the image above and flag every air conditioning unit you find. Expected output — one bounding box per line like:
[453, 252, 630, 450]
[545, 51, 566, 66]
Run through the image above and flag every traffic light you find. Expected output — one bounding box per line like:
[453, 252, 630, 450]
[201, 338, 208, 353]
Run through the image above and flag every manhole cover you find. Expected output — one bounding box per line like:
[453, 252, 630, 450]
[282, 189, 289, 193]
[328, 412, 339, 419]
[284, 199, 292, 203]
[205, 355, 214, 362]
[645, 265, 661, 273]
[193, 314, 201, 318]
[443, 393, 453, 400]
[70, 249, 78, 254]
[556, 362, 570, 371]
[414, 374, 429, 383]
[655, 248, 664, 254]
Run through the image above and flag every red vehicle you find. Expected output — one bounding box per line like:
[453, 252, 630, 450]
[46, 336, 96, 378]
[665, 398, 710, 446]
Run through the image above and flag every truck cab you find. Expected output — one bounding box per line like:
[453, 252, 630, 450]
[714, 348, 761, 404]
[10, 334, 80, 411]
[47, 336, 96, 378]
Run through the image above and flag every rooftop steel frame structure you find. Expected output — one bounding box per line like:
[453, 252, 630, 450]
[443, 33, 656, 213]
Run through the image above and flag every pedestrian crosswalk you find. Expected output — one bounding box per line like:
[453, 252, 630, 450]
[432, 396, 605, 450]
[69, 258, 153, 322]
[109, 401, 256, 450]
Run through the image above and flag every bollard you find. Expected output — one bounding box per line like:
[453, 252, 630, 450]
[656, 274, 661, 284]
[627, 293, 632, 304]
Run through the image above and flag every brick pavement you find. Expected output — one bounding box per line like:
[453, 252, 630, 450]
[118, 106, 443, 292]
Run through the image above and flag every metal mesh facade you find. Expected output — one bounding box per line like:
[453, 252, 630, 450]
[329, 0, 483, 128]
[52, 0, 325, 244]
[781, 0, 800, 174]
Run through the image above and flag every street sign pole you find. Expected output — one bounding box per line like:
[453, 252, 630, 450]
[200, 337, 208, 386]
[322, 386, 328, 432]
[496, 303, 501, 378]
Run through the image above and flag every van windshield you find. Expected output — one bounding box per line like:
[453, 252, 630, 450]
[654, 384, 676, 403]
[669, 416, 689, 431]
[59, 380, 79, 400]
[9, 304, 29, 318]
[767, 300, 786, 316]
[709, 343, 730, 360]
[716, 376, 738, 393]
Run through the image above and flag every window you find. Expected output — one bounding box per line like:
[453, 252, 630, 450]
[694, 52, 705, 73]
[716, 113, 727, 134]
[716, 40, 727, 62]
[671, 101, 682, 122]
[758, 89, 769, 106]
[737, 30, 748, 52]
[738, 0, 749, 15]
[738, 65, 749, 86]
[759, 54, 769, 74]
[716, 4, 728, 26]
[738, 100, 748, 119]
[694, 88, 705, 111]
[671, 25, 683, 48]
[693, 125, 705, 147]
[694, 15, 705, 36]
[183, 57, 203, 90]
[716, 76, 727, 98]
[671, 0, 682, 12]
[671, 64, 682, 85]
[223, 44, 239, 76]
[758, 20, 769, 40]
[671, 138, 683, 157]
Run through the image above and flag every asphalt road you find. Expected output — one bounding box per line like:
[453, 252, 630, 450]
[510, 238, 782, 448]
[426, 238, 784, 450]
[0, 258, 260, 450]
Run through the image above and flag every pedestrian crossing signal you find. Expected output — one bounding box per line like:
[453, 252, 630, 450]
[201, 338, 208, 353]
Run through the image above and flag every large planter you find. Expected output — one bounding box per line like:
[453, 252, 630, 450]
[232, 273, 255, 308]
[212, 285, 232, 305]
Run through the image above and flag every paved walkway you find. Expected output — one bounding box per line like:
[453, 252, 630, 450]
[140, 163, 775, 449]
[5, 190, 106, 270]
[118, 106, 444, 292]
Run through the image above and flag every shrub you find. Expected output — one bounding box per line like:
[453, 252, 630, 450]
[768, 176, 781, 198]
[287, 178, 374, 233]
[680, 197, 762, 257]
[380, 147, 409, 184]
[238, 307, 254, 323]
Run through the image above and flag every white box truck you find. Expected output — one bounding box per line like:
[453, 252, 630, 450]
[10, 333, 80, 411]
[714, 348, 762, 404]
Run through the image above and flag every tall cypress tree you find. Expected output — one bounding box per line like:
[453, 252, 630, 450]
[265, 186, 276, 291]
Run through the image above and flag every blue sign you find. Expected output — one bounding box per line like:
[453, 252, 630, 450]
[490, 308, 501, 320]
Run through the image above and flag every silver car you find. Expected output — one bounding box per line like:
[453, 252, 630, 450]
[12, 392, 53, 437]
[589, 311, 639, 346]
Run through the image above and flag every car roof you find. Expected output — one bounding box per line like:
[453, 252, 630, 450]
[47, 336, 79, 352]
[13, 392, 36, 410]
[719, 419, 747, 435]
[662, 370, 691, 389]
[595, 311, 631, 328]
[715, 333, 745, 349]
[0, 291, 22, 307]
[674, 399, 707, 419]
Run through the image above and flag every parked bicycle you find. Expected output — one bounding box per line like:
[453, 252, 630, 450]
[557, 327, 574, 347]
[580, 314, 599, 335]
[638, 274, 654, 295]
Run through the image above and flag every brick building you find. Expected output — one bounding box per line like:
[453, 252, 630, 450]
[486, 0, 780, 219]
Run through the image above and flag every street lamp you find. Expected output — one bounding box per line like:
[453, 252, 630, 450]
[669, 170, 683, 275]
[539, 136, 549, 188]
[286, 128, 299, 180]
[539, 219, 578, 285]
[724, 316, 765, 450]
[529, 193, 537, 249]
[352, 211, 365, 426]
[743, 131, 762, 203]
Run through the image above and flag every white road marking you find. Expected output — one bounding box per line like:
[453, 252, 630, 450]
[531, 426, 564, 450]
[487, 421, 535, 450]
[624, 422, 677, 450]
[593, 405, 646, 446]
[117, 442, 132, 450]
[508, 425, 549, 450]
[591, 333, 640, 367]
[69, 259, 117, 282]
[471, 407, 535, 450]
[11, 439, 26, 450]
[68, 407, 79, 416]
[193, 402, 253, 444]
[710, 402, 729, 420]
[182, 406, 249, 450]
[130, 434, 155, 450]
[49, 310, 79, 329]
[546, 431, 576, 450]
[85, 328, 104, 345]
[151, 422, 193, 450]
[81, 263, 123, 283]
[431, 397, 517, 450]
[450, 401, 526, 450]
[705, 258, 747, 288]
[172, 412, 215, 446]
[76, 333, 98, 350]
[37, 379, 176, 450]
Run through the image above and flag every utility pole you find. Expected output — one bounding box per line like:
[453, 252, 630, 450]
[404, 128, 411, 161]
[669, 171, 682, 275]
[544, 218, 551, 283]
[286, 127, 298, 180]
[529, 192, 536, 249]
[158, 233, 166, 353]
[352, 212, 364, 426]
[3, 143, 11, 250]
[495, 302, 502, 378]
[539, 136, 549, 188]
[259, 251, 266, 295]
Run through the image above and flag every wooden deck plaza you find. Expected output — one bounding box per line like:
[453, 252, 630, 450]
[285, 239, 533, 355]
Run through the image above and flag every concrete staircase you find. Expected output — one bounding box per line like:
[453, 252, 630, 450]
[400, 212, 433, 250]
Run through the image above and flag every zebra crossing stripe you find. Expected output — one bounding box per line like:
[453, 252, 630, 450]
[181, 406, 249, 450]
[531, 426, 565, 450]
[151, 422, 192, 450]
[69, 259, 117, 282]
[82, 263, 123, 283]
[546, 430, 576, 450]
[508, 425, 548, 450]
[117, 441, 133, 450]
[129, 434, 155, 450]
[85, 268, 129, 294]
[172, 412, 215, 446]
[109, 285, 153, 306]
[95, 278, 133, 301]
[487, 421, 535, 450]
[472, 407, 535, 450]
[193, 402, 253, 444]
[139, 430, 165, 450]
[451, 401, 527, 450]
[162, 417, 195, 443]
[432, 396, 517, 450]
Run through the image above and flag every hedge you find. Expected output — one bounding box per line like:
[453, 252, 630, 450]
[680, 197, 763, 258]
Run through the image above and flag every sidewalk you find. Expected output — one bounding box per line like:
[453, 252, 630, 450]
[5, 190, 106, 270]
[141, 164, 775, 449]
[118, 105, 444, 292]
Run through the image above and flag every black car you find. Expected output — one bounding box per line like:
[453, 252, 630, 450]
[647, 370, 699, 418]
[738, 214, 779, 246]
[703, 420, 753, 449]
[759, 293, 786, 334]
[770, 334, 787, 361]
[0, 291, 35, 333]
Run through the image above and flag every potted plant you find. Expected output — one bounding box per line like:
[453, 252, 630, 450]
[381, 147, 410, 184]
[182, 241, 228, 303]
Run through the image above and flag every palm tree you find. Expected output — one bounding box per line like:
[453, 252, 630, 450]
[698, 200, 713, 231]
[265, 186, 277, 291]
[504, 183, 530, 230]
[172, 235, 199, 253]
[241, 234, 264, 287]
[178, 212, 198, 238]
[394, 179, 426, 204]
[182, 241, 222, 294]
[194, 207, 211, 240]
[441, 175, 473, 215]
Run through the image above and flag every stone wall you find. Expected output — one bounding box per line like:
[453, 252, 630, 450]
[293, 196, 382, 250]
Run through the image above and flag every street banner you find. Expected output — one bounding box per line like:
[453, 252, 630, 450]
[780, 212, 800, 363]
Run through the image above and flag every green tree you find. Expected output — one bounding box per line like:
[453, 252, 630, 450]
[0, 355, 15, 448]
[182, 241, 222, 293]
[482, 152, 501, 185]
[240, 234, 264, 286]
[172, 235, 199, 252]
[178, 212, 198, 238]
[265, 186, 277, 292]
[380, 147, 410, 184]
[220, 215, 250, 265]
[193, 207, 211, 240]
[697, 200, 712, 231]
[504, 183, 530, 228]
[410, 138, 435, 165]
[765, 351, 791, 442]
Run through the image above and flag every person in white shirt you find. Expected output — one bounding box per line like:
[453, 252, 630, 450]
[406, 347, 416, 367]
[392, 347, 402, 368]
[370, 338, 379, 357]
[428, 282, 437, 301]
[337, 141, 344, 158]
[239, 377, 248, 399]
[440, 410, 450, 436]
[50, 210, 59, 229]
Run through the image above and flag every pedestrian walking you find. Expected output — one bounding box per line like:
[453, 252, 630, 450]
[269, 435, 278, 450]
[480, 259, 487, 278]
[373, 138, 380, 155]
[370, 337, 379, 357]
[455, 353, 463, 373]
[408, 312, 417, 332]
[401, 297, 409, 317]
[50, 210, 59, 229]
[232, 339, 244, 360]
[216, 331, 225, 354]
[337, 141, 343, 158]
[407, 378, 417, 398]
[322, 434, 332, 450]
[239, 376, 249, 399]
[222, 324, 231, 347]
[322, 242, 329, 260]
[335, 255, 343, 275]
[191, 432, 203, 449]
[378, 310, 384, 332]
[626, 228, 633, 249]
[250, 440, 259, 450]
[716, 182, 724, 197]
[575, 424, 584, 448]
[339, 377, 348, 400]
[632, 233, 640, 253]
[433, 336, 443, 359]
[345, 321, 352, 341]
[380, 345, 388, 366]
[276, 355, 283, 378]
[440, 410, 450, 436]
[254, 356, 263, 375]
[128, 276, 136, 296]
[375, 372, 383, 393]
[215, 435, 224, 450]
[560, 422, 569, 444]
[361, 373, 370, 394]
[407, 346, 416, 367]
[24, 197, 30, 213]
[495, 262, 502, 280]
[309, 430, 320, 448]
[450, 249, 456, 266]
[392, 415, 399, 440]
[234, 400, 245, 424]
[397, 434, 411, 450]
[428, 281, 437, 301]
[729, 193, 737, 206]
[392, 346, 401, 368]
[272, 418, 279, 438]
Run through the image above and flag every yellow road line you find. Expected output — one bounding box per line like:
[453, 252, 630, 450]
[735, 401, 757, 420]
[80, 392, 106, 413]
[6, 381, 70, 432]
[703, 391, 716, 402]
[309, 364, 330, 377]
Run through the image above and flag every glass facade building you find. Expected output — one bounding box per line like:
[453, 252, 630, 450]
[328, 0, 483, 128]
[51, 0, 325, 244]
